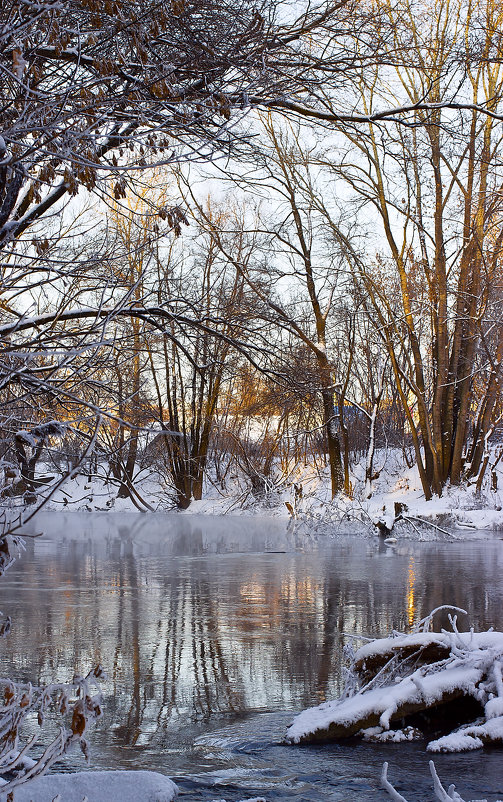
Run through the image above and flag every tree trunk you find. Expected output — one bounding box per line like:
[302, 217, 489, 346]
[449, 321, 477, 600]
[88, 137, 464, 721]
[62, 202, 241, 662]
[321, 389, 344, 498]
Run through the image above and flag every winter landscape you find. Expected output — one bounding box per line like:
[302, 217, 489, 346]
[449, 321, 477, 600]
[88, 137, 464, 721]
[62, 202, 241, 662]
[1, 0, 503, 800]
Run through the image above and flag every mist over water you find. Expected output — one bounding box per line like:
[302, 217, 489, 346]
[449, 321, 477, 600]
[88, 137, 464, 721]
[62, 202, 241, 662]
[1, 512, 503, 800]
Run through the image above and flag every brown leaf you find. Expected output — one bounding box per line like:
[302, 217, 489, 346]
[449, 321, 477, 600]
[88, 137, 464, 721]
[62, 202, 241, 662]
[71, 703, 86, 737]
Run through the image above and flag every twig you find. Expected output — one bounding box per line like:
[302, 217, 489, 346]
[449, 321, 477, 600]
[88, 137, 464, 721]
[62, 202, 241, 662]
[381, 762, 409, 802]
[403, 515, 453, 537]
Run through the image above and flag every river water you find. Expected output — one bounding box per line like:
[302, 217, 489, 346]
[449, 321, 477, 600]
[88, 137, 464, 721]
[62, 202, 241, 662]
[1, 511, 503, 801]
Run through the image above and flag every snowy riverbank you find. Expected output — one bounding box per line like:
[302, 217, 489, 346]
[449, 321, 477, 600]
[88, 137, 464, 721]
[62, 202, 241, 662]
[33, 449, 503, 537]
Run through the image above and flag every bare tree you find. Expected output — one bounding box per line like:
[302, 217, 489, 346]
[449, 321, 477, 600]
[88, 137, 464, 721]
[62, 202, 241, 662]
[143, 199, 264, 507]
[180, 150, 348, 496]
[258, 0, 503, 499]
[332, 0, 503, 498]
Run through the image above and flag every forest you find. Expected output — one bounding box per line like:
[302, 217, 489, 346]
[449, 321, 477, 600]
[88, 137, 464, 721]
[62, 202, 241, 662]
[1, 0, 502, 513]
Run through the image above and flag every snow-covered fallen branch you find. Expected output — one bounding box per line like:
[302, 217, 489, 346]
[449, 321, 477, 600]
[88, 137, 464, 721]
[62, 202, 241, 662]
[286, 608, 503, 751]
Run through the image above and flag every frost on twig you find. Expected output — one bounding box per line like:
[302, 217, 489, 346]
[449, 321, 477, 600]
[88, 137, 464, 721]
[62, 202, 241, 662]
[286, 607, 503, 750]
[381, 760, 502, 802]
[0, 666, 106, 795]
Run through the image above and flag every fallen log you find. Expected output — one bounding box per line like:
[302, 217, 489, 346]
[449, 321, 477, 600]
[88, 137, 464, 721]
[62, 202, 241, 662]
[286, 613, 503, 752]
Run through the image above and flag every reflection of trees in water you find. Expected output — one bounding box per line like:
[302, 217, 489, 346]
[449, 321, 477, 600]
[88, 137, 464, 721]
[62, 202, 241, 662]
[112, 541, 141, 745]
[106, 541, 247, 745]
[0, 535, 502, 753]
[152, 565, 245, 727]
[403, 545, 503, 632]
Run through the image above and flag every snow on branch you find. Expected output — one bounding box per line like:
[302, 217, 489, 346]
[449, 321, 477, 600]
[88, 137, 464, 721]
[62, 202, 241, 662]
[382, 760, 502, 802]
[0, 666, 106, 797]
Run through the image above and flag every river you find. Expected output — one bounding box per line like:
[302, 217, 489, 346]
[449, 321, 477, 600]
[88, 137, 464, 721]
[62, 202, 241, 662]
[1, 511, 502, 800]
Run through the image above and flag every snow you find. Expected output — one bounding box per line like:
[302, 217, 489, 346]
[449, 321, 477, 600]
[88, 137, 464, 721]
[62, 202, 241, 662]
[361, 725, 420, 742]
[0, 751, 36, 779]
[286, 618, 503, 752]
[285, 665, 483, 742]
[1, 770, 178, 802]
[15, 430, 38, 448]
[427, 715, 503, 753]
[485, 695, 503, 719]
[31, 447, 503, 536]
[354, 631, 503, 664]
[355, 631, 449, 661]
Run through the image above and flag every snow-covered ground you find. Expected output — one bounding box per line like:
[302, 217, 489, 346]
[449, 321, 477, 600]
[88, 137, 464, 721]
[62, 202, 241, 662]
[33, 449, 503, 536]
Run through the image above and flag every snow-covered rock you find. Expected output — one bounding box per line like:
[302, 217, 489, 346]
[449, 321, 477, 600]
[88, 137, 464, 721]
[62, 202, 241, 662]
[2, 770, 178, 802]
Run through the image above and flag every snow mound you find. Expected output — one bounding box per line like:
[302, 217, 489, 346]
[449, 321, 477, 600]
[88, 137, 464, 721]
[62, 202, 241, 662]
[428, 715, 503, 752]
[286, 608, 503, 752]
[3, 770, 178, 802]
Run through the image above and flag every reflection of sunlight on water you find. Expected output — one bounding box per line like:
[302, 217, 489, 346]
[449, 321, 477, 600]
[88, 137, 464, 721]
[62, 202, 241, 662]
[106, 575, 122, 594]
[63, 585, 73, 623]
[407, 557, 416, 628]
[280, 577, 319, 606]
[239, 579, 266, 605]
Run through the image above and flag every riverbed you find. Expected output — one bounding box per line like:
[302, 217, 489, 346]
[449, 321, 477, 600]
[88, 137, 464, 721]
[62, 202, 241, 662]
[1, 512, 502, 800]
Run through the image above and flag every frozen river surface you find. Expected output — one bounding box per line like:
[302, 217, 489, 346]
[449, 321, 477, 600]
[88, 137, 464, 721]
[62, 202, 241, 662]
[1, 511, 503, 801]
